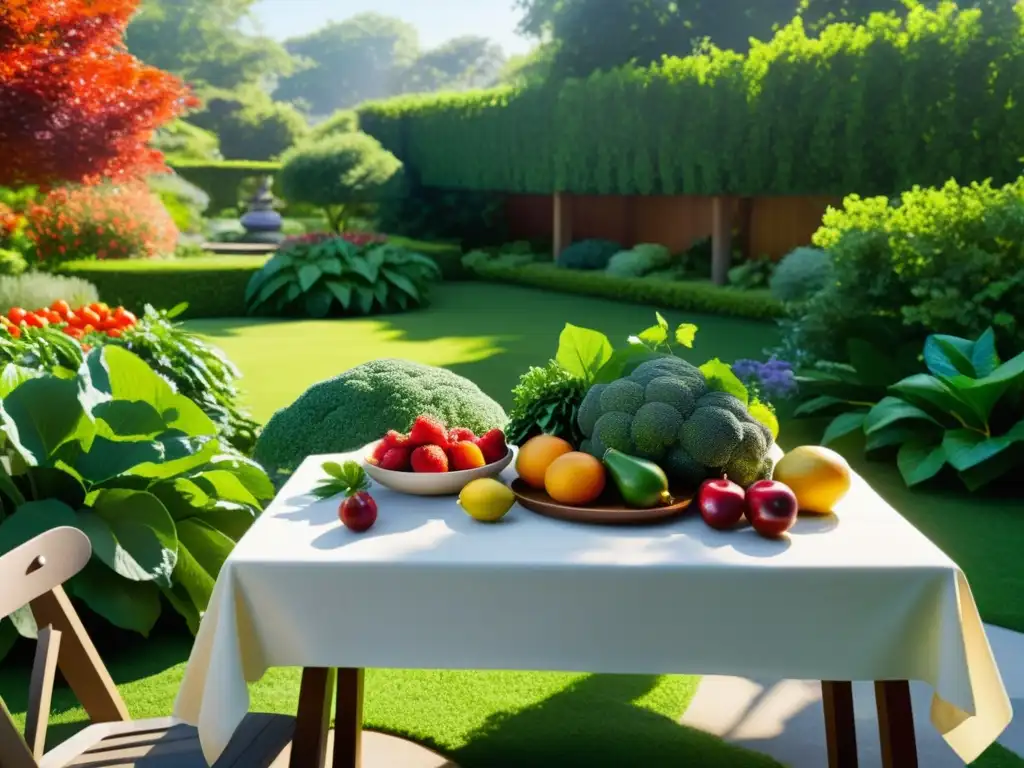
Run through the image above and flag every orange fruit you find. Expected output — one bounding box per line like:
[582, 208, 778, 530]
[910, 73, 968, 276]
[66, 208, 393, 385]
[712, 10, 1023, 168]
[773, 445, 852, 515]
[515, 434, 574, 489]
[544, 452, 606, 506]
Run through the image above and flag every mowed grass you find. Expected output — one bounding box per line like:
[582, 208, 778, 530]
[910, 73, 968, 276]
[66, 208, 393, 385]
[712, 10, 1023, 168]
[1, 283, 1020, 767]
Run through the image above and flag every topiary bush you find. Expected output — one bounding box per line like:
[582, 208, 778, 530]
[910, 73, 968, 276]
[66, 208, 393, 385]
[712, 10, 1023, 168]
[309, 110, 359, 142]
[606, 243, 672, 277]
[557, 239, 621, 270]
[254, 358, 509, 479]
[769, 247, 833, 303]
[189, 87, 309, 162]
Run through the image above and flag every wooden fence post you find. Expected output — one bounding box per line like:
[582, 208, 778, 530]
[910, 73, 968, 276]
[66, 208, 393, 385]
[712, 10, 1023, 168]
[553, 192, 573, 260]
[712, 196, 734, 286]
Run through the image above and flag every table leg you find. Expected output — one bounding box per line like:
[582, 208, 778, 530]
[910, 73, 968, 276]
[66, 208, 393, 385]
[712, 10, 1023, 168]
[290, 667, 337, 768]
[822, 681, 858, 768]
[875, 680, 917, 768]
[333, 668, 365, 768]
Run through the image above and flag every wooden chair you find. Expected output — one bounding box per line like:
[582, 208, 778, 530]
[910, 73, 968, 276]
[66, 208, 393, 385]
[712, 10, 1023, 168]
[0, 527, 297, 768]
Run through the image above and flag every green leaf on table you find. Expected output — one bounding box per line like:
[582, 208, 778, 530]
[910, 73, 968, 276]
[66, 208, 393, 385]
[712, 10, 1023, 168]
[674, 323, 698, 348]
[69, 559, 161, 636]
[822, 411, 867, 445]
[637, 324, 668, 347]
[76, 489, 178, 586]
[748, 400, 780, 439]
[555, 323, 613, 383]
[322, 461, 346, 480]
[864, 397, 940, 435]
[0, 499, 78, 556]
[700, 359, 749, 405]
[897, 440, 947, 487]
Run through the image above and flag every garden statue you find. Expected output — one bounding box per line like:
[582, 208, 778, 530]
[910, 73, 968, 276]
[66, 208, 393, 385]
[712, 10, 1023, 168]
[239, 176, 284, 244]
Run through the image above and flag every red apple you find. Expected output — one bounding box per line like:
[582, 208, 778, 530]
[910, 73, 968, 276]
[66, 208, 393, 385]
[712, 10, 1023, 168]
[745, 480, 798, 539]
[339, 491, 378, 532]
[698, 478, 747, 530]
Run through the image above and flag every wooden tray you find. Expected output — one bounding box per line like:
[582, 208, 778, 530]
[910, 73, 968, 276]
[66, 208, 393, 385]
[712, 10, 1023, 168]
[510, 479, 694, 526]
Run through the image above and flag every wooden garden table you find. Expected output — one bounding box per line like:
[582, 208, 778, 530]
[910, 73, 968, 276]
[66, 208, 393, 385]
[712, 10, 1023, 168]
[173, 447, 1012, 768]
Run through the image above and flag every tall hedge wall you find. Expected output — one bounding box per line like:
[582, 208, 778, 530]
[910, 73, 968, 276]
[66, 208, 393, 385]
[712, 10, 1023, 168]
[358, 5, 1024, 196]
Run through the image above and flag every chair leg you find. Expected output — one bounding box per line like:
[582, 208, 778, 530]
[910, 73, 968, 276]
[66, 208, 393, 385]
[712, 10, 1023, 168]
[24, 626, 61, 759]
[333, 669, 365, 768]
[0, 697, 36, 768]
[875, 681, 918, 768]
[290, 667, 336, 768]
[822, 681, 858, 768]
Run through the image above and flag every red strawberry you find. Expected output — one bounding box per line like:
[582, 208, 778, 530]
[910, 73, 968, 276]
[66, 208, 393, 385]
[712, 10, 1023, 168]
[384, 430, 410, 448]
[369, 440, 390, 465]
[448, 441, 486, 471]
[410, 445, 449, 473]
[475, 429, 508, 464]
[448, 427, 477, 444]
[380, 447, 411, 471]
[409, 415, 449, 449]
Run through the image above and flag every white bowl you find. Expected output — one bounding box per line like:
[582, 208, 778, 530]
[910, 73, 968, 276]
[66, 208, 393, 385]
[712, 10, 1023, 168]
[362, 441, 515, 496]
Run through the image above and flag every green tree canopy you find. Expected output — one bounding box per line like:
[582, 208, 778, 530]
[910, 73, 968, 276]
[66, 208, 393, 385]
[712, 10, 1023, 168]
[188, 86, 309, 161]
[399, 36, 507, 92]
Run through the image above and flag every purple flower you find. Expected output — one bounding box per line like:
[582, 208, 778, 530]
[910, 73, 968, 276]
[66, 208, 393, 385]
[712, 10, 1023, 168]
[732, 357, 797, 403]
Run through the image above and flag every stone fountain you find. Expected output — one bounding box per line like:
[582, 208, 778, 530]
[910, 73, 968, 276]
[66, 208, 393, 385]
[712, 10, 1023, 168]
[238, 175, 284, 244]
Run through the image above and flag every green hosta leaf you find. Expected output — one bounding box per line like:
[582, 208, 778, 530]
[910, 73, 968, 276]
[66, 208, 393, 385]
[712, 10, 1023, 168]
[700, 359, 748, 405]
[317, 258, 343, 276]
[125, 437, 219, 481]
[0, 364, 38, 398]
[864, 397, 940, 435]
[255, 272, 294, 305]
[941, 351, 1024, 427]
[372, 279, 390, 308]
[0, 465, 25, 507]
[865, 423, 929, 452]
[244, 256, 290, 303]
[888, 375, 980, 429]
[348, 256, 380, 284]
[297, 263, 322, 292]
[94, 400, 168, 440]
[69, 559, 161, 636]
[942, 421, 1024, 472]
[794, 395, 849, 416]
[325, 280, 353, 309]
[203, 455, 273, 502]
[382, 268, 421, 302]
[0, 499, 78, 556]
[925, 334, 976, 378]
[73, 436, 163, 484]
[897, 440, 947, 487]
[822, 411, 867, 445]
[174, 518, 235, 619]
[22, 467, 85, 508]
[354, 285, 375, 315]
[199, 502, 257, 541]
[637, 324, 668, 346]
[748, 400, 780, 439]
[304, 287, 334, 318]
[77, 489, 177, 586]
[555, 323, 613, 384]
[674, 323, 698, 348]
[0, 375, 94, 465]
[970, 329, 1000, 377]
[150, 478, 211, 521]
[192, 470, 261, 508]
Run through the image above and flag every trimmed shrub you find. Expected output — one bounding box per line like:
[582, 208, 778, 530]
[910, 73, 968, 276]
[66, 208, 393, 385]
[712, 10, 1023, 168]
[26, 183, 178, 266]
[0, 272, 99, 311]
[189, 87, 309, 161]
[470, 262, 783, 320]
[374, 178, 508, 248]
[278, 132, 404, 233]
[556, 239, 620, 270]
[770, 247, 833, 303]
[606, 243, 672, 277]
[309, 110, 359, 142]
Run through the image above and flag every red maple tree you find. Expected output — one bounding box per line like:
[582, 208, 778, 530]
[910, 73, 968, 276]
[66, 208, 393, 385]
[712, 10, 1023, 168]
[0, 0, 197, 188]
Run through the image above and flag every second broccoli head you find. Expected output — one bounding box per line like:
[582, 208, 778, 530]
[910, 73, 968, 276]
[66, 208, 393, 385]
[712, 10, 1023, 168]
[577, 356, 775, 488]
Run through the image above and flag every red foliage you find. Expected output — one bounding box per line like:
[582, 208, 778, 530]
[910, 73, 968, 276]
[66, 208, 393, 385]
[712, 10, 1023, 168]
[0, 0, 197, 188]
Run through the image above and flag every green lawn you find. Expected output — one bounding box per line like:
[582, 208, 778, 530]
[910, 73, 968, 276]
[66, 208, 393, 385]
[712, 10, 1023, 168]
[1, 283, 1020, 767]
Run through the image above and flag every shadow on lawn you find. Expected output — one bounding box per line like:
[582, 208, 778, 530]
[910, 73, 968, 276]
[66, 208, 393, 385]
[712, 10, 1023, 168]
[448, 673, 781, 768]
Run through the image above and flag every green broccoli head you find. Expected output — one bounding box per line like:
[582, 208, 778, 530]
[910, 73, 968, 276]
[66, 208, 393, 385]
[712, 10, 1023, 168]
[583, 434, 608, 460]
[724, 422, 771, 487]
[577, 383, 607, 438]
[630, 401, 684, 460]
[254, 358, 508, 480]
[599, 379, 646, 416]
[677, 406, 744, 468]
[645, 376, 697, 419]
[696, 391, 750, 421]
[662, 446, 714, 488]
[594, 411, 634, 454]
[627, 356, 704, 388]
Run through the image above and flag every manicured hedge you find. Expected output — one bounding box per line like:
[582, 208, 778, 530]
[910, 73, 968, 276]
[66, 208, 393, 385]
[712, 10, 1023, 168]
[60, 258, 268, 318]
[358, 5, 1024, 196]
[470, 263, 784, 320]
[170, 160, 282, 214]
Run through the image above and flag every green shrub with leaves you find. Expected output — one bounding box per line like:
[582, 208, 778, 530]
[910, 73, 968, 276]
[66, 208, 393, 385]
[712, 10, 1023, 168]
[309, 110, 359, 142]
[557, 239, 621, 270]
[770, 247, 833, 303]
[189, 87, 309, 162]
[606, 243, 672, 277]
[790, 178, 1024, 364]
[246, 235, 441, 318]
[728, 255, 775, 291]
[0, 273, 99, 311]
[0, 250, 27, 276]
[0, 347, 274, 649]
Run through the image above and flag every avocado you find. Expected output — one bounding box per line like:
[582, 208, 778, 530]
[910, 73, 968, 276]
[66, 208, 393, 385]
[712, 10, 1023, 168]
[603, 448, 673, 508]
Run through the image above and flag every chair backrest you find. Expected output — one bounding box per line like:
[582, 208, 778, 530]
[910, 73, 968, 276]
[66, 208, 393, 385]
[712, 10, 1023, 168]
[0, 528, 91, 620]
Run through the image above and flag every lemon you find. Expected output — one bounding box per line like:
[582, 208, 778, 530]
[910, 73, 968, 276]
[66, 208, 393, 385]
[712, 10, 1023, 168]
[458, 478, 515, 522]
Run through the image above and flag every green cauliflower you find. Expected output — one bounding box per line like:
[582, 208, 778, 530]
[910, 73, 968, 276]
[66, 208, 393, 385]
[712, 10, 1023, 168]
[678, 406, 744, 468]
[254, 358, 508, 480]
[631, 402, 684, 460]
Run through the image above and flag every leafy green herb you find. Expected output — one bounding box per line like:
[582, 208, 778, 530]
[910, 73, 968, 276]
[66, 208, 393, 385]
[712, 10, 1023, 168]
[312, 460, 371, 500]
[506, 362, 587, 447]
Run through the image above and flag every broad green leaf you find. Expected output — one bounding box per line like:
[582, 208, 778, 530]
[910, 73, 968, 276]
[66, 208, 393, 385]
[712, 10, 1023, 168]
[748, 400, 780, 439]
[94, 401, 167, 440]
[0, 364, 38, 398]
[674, 323, 698, 348]
[925, 334, 976, 378]
[150, 478, 211, 521]
[0, 499, 78, 556]
[700, 359, 749, 405]
[382, 268, 421, 301]
[655, 312, 668, 330]
[244, 256, 290, 302]
[865, 423, 929, 452]
[348, 257, 380, 284]
[192, 470, 261, 508]
[637, 324, 668, 346]
[958, 443, 1024, 492]
[325, 280, 353, 309]
[942, 421, 1024, 472]
[160, 544, 208, 635]
[177, 518, 235, 588]
[125, 437, 219, 481]
[793, 395, 848, 416]
[297, 263, 322, 292]
[198, 502, 257, 541]
[69, 559, 161, 636]
[322, 461, 346, 479]
[888, 374, 980, 429]
[897, 440, 947, 487]
[555, 323, 613, 383]
[864, 397, 940, 435]
[304, 288, 334, 318]
[204, 455, 274, 502]
[0, 619, 18, 661]
[9, 605, 37, 638]
[256, 272, 294, 304]
[78, 489, 177, 586]
[372, 279, 389, 308]
[0, 465, 25, 507]
[354, 285, 375, 315]
[73, 436, 163, 484]
[0, 376, 94, 465]
[822, 411, 867, 445]
[970, 329, 1000, 377]
[165, 302, 189, 319]
[317, 258, 343, 276]
[22, 467, 85, 508]
[942, 350, 1024, 427]
[593, 347, 665, 384]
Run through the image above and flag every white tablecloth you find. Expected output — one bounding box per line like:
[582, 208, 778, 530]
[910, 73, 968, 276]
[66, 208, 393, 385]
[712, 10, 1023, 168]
[174, 449, 1012, 765]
